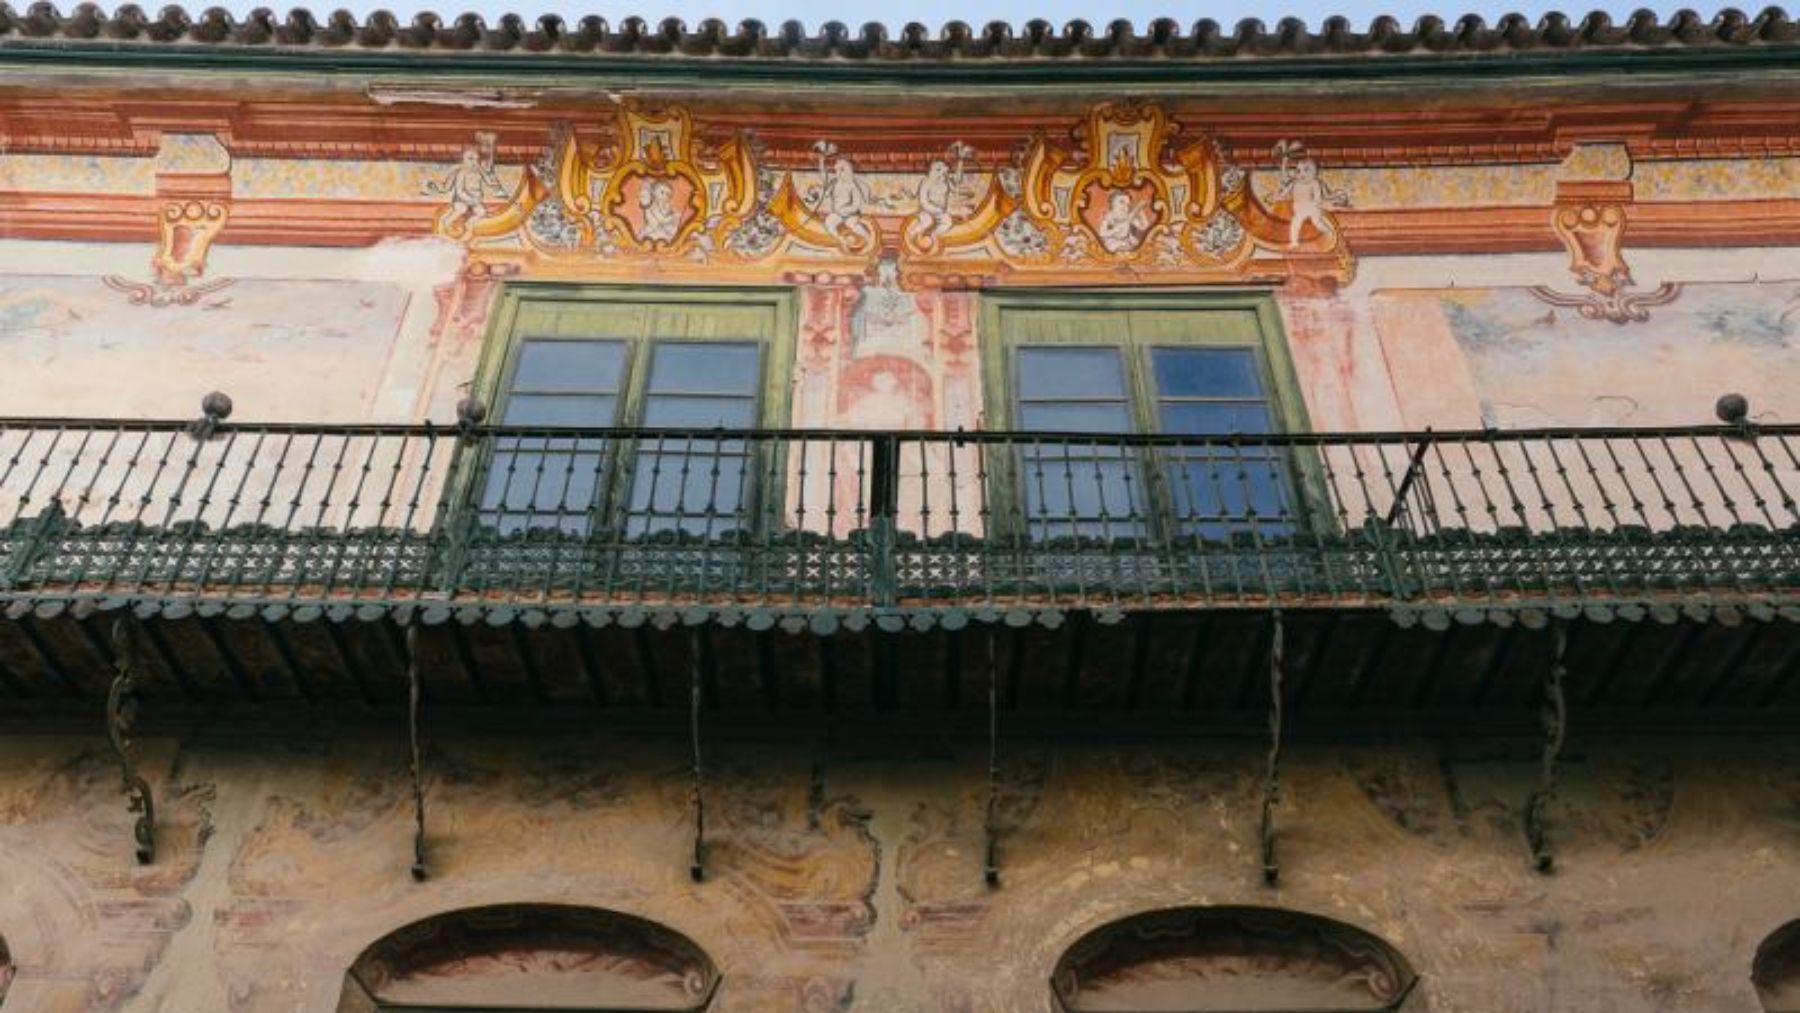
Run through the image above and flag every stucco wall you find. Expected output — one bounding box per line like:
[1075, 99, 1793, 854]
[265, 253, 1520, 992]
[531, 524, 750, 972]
[1, 721, 1797, 1011]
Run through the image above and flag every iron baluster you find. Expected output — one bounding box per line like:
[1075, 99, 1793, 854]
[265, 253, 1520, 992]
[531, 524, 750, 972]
[1525, 622, 1568, 873]
[1260, 610, 1285, 886]
[106, 619, 155, 864]
[868, 433, 899, 606]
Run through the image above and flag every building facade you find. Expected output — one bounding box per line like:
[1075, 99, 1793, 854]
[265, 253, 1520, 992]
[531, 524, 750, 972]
[1, 8, 1799, 1011]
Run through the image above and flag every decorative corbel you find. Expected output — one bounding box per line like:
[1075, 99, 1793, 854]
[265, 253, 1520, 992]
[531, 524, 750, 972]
[1524, 622, 1569, 873]
[106, 619, 156, 864]
[1260, 611, 1285, 886]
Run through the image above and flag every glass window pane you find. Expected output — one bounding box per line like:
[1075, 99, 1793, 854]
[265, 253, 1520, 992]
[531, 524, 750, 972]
[1020, 457, 1145, 537]
[1018, 402, 1133, 433]
[647, 343, 761, 395]
[641, 395, 757, 429]
[478, 449, 605, 533]
[1159, 402, 1273, 435]
[501, 394, 616, 427]
[1017, 347, 1127, 399]
[1152, 347, 1264, 398]
[512, 339, 626, 392]
[1167, 456, 1293, 526]
[624, 450, 751, 535]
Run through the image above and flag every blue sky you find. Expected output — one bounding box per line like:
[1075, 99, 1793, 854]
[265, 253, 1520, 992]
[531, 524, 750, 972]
[321, 0, 1726, 31]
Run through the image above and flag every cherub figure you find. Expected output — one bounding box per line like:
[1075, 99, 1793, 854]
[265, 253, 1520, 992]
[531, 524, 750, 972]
[905, 142, 976, 250]
[811, 140, 875, 250]
[636, 178, 682, 243]
[1271, 140, 1349, 249]
[424, 132, 505, 235]
[1097, 190, 1154, 253]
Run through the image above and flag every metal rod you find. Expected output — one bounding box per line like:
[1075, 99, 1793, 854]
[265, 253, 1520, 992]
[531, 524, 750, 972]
[984, 627, 1001, 888]
[1525, 621, 1568, 874]
[105, 618, 155, 864]
[689, 626, 707, 882]
[1260, 610, 1285, 886]
[406, 623, 428, 881]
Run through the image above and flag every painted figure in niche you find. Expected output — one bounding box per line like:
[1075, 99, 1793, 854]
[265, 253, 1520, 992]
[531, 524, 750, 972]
[1271, 140, 1348, 249]
[853, 256, 926, 358]
[905, 143, 978, 251]
[636, 178, 683, 243]
[425, 132, 506, 236]
[810, 141, 875, 251]
[1097, 191, 1156, 253]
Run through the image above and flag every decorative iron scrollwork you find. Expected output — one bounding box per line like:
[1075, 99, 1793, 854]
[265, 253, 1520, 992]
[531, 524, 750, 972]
[405, 623, 428, 881]
[106, 618, 155, 864]
[1260, 611, 1285, 886]
[1525, 622, 1568, 873]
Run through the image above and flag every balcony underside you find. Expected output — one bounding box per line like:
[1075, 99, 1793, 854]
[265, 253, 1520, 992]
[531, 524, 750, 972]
[2, 604, 1797, 712]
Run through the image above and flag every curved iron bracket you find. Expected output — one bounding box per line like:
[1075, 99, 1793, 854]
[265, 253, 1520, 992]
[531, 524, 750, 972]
[984, 629, 1001, 888]
[1260, 611, 1285, 887]
[405, 623, 428, 881]
[1525, 622, 1568, 873]
[106, 619, 155, 864]
[689, 627, 707, 882]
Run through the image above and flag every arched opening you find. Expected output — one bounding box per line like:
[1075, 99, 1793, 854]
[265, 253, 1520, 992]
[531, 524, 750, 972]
[1051, 906, 1419, 1012]
[337, 904, 718, 1012]
[1756, 919, 1800, 1012]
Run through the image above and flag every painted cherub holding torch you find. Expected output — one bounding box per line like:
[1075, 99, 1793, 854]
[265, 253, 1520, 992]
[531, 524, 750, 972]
[1271, 140, 1348, 249]
[425, 131, 506, 236]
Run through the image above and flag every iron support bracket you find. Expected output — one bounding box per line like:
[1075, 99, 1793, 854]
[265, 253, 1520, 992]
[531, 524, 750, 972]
[106, 619, 155, 864]
[689, 627, 708, 882]
[984, 629, 1001, 888]
[405, 623, 428, 881]
[1260, 611, 1286, 886]
[1525, 621, 1568, 873]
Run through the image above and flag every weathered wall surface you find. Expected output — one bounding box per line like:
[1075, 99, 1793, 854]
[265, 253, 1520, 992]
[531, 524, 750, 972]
[1, 721, 1797, 1011]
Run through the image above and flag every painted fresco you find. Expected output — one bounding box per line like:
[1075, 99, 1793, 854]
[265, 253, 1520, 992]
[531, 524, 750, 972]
[0, 90, 1793, 449]
[422, 101, 1354, 292]
[3, 728, 1800, 1011]
[0, 274, 413, 420]
[1381, 281, 1800, 428]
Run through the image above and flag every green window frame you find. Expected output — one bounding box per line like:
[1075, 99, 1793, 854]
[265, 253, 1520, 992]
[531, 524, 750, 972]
[469, 284, 796, 538]
[978, 290, 1318, 540]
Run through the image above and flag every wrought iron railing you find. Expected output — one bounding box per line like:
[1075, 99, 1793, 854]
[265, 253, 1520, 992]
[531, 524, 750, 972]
[0, 418, 1795, 617]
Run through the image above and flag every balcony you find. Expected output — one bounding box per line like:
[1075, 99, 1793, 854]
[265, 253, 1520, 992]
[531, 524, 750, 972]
[0, 417, 1794, 625]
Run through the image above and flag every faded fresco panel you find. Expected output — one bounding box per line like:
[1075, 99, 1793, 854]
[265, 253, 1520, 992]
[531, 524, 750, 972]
[1375, 281, 1800, 429]
[0, 275, 412, 421]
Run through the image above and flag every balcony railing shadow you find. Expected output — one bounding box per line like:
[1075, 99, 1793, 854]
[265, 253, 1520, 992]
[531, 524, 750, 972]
[0, 418, 1795, 614]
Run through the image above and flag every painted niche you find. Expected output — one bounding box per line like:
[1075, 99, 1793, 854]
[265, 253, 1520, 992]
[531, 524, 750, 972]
[1757, 919, 1800, 1012]
[430, 101, 1352, 290]
[1051, 906, 1418, 1012]
[336, 904, 719, 1012]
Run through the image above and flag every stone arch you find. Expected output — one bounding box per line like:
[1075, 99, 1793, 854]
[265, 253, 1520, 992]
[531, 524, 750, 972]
[1756, 919, 1800, 1012]
[1050, 905, 1419, 1012]
[336, 903, 719, 1012]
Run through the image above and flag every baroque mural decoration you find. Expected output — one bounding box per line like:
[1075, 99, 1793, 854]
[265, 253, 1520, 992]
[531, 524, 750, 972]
[428, 101, 1355, 290]
[1529, 177, 1681, 324]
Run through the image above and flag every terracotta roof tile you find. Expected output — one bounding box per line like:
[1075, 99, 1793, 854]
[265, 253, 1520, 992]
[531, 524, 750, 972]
[0, 4, 1795, 60]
